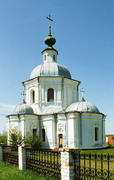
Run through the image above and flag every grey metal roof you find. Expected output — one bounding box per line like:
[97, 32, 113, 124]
[66, 99, 100, 113]
[40, 106, 63, 115]
[13, 103, 34, 114]
[30, 62, 71, 79]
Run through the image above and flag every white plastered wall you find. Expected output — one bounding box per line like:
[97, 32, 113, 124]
[81, 113, 105, 149]
[23, 76, 79, 114]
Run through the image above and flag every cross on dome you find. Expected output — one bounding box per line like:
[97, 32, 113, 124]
[47, 15, 53, 27]
[44, 15, 56, 47]
[46, 15, 53, 36]
[21, 91, 26, 103]
[80, 88, 85, 101]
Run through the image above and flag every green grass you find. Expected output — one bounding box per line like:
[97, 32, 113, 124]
[81, 147, 114, 154]
[0, 161, 54, 180]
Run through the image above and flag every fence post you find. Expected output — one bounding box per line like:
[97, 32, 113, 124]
[18, 145, 26, 170]
[0, 146, 3, 161]
[61, 149, 80, 180]
[61, 149, 74, 180]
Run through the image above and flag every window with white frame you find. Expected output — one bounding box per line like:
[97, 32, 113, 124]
[95, 127, 99, 141]
[47, 88, 54, 102]
[31, 90, 35, 103]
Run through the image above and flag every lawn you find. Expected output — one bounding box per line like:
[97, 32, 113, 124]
[81, 146, 114, 154]
[0, 161, 54, 180]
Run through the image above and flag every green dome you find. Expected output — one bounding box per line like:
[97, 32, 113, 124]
[45, 35, 56, 47]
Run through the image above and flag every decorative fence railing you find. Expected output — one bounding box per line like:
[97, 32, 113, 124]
[26, 148, 61, 180]
[1, 145, 114, 180]
[3, 146, 18, 166]
[74, 152, 114, 180]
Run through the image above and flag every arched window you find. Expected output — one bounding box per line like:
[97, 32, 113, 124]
[31, 90, 35, 103]
[47, 88, 54, 102]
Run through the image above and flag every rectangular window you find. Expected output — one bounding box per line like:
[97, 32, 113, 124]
[44, 55, 46, 61]
[95, 127, 99, 141]
[42, 129, 45, 142]
[53, 55, 55, 61]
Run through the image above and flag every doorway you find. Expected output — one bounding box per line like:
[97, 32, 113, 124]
[58, 134, 63, 148]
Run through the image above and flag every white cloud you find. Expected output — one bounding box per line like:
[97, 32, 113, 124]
[0, 103, 16, 114]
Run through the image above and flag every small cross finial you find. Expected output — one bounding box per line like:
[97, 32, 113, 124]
[21, 91, 26, 103]
[46, 15, 53, 35]
[47, 15, 53, 27]
[80, 88, 85, 100]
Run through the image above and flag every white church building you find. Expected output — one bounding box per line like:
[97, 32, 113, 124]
[7, 24, 106, 149]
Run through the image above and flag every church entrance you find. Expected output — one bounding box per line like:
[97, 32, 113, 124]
[58, 134, 63, 148]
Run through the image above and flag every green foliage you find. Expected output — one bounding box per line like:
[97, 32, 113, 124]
[0, 161, 54, 180]
[0, 131, 7, 145]
[9, 128, 23, 146]
[24, 133, 43, 149]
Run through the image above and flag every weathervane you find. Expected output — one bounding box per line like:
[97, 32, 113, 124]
[46, 15, 53, 35]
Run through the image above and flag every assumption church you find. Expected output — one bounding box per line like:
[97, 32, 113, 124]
[7, 22, 106, 149]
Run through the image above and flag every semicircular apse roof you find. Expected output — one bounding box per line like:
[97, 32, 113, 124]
[66, 98, 100, 113]
[13, 103, 34, 114]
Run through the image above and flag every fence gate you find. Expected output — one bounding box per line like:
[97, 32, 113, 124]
[74, 152, 114, 180]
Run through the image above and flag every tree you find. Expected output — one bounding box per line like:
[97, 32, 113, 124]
[24, 132, 43, 149]
[0, 131, 7, 145]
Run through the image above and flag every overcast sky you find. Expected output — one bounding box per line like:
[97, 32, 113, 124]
[0, 0, 114, 134]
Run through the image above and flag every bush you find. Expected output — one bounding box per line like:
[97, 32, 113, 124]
[24, 133, 43, 149]
[8, 128, 23, 146]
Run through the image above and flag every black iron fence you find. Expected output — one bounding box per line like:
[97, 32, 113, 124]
[1, 145, 114, 180]
[26, 148, 61, 179]
[3, 146, 18, 166]
[74, 152, 114, 180]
